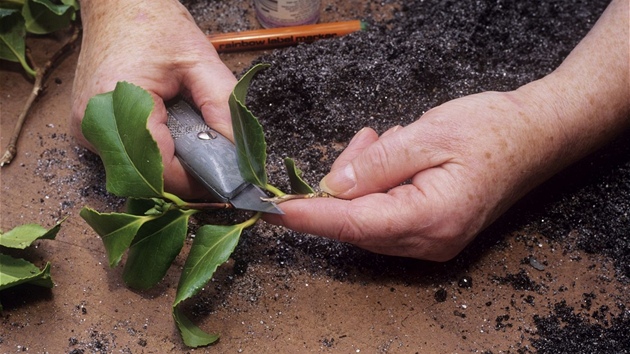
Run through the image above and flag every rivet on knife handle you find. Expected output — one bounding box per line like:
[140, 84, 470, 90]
[166, 98, 283, 214]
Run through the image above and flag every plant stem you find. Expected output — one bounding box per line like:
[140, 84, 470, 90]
[162, 192, 233, 211]
[265, 184, 286, 197]
[18, 55, 37, 77]
[162, 192, 187, 207]
[261, 191, 333, 204]
[239, 212, 262, 229]
[182, 202, 234, 211]
[0, 25, 81, 167]
[0, 0, 26, 8]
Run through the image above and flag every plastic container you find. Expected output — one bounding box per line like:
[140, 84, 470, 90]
[254, 0, 321, 28]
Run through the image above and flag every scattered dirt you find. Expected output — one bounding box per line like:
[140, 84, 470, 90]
[1, 0, 628, 353]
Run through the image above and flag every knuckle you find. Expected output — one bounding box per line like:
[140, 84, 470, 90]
[360, 140, 393, 183]
[334, 207, 369, 245]
[370, 140, 392, 171]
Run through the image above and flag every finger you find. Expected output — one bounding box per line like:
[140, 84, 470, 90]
[319, 119, 455, 199]
[263, 195, 406, 252]
[147, 95, 210, 199]
[328, 125, 404, 173]
[328, 127, 379, 171]
[263, 184, 459, 261]
[183, 57, 237, 141]
[380, 125, 403, 139]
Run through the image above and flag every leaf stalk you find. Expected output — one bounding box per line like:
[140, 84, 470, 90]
[1, 25, 80, 166]
[261, 191, 332, 204]
[239, 212, 262, 229]
[265, 184, 286, 197]
[0, 0, 26, 6]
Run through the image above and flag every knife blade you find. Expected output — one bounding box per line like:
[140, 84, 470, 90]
[166, 98, 283, 215]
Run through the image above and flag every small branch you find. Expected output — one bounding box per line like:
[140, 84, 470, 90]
[162, 192, 233, 210]
[180, 202, 234, 211]
[238, 212, 262, 229]
[1, 0, 25, 6]
[162, 191, 188, 207]
[261, 191, 332, 204]
[1, 25, 81, 167]
[264, 184, 286, 197]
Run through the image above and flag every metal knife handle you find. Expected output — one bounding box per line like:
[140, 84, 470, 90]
[166, 99, 246, 201]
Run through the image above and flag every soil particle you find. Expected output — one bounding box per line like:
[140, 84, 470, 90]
[529, 257, 546, 271]
[458, 276, 473, 289]
[532, 300, 630, 354]
[491, 269, 542, 292]
[1, 0, 628, 352]
[434, 288, 447, 303]
[231, 0, 629, 351]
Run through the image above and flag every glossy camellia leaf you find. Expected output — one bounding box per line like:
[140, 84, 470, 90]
[284, 157, 315, 194]
[174, 224, 244, 305]
[80, 207, 154, 267]
[125, 197, 160, 216]
[0, 9, 24, 62]
[0, 221, 60, 297]
[22, 0, 78, 34]
[0, 221, 60, 249]
[0, 256, 53, 291]
[82, 81, 164, 198]
[0, 9, 33, 75]
[173, 223, 245, 347]
[229, 63, 270, 188]
[122, 209, 195, 289]
[173, 306, 220, 347]
[126, 197, 173, 216]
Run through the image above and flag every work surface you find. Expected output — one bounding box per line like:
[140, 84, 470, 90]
[1, 0, 629, 352]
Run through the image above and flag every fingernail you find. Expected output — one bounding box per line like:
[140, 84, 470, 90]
[320, 163, 356, 196]
[348, 127, 367, 145]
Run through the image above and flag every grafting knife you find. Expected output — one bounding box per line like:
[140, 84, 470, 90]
[166, 99, 283, 214]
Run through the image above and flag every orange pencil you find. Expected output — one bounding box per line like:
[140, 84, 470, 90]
[208, 20, 367, 53]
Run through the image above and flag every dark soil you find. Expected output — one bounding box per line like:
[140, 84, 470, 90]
[1, 0, 628, 352]
[238, 0, 630, 352]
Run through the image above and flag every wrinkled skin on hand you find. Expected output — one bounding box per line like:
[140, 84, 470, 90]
[72, 1, 627, 261]
[266, 89, 567, 261]
[265, 0, 628, 261]
[71, 0, 236, 198]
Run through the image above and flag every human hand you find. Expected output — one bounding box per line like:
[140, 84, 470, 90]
[265, 0, 628, 261]
[71, 0, 237, 198]
[265, 88, 572, 261]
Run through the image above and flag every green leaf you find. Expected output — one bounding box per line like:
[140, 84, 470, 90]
[0, 255, 53, 291]
[122, 209, 193, 289]
[173, 305, 220, 347]
[22, 0, 76, 34]
[125, 197, 159, 216]
[174, 224, 244, 306]
[0, 9, 23, 62]
[0, 3, 23, 11]
[0, 8, 35, 76]
[0, 220, 60, 307]
[0, 221, 60, 249]
[172, 223, 245, 347]
[79, 207, 154, 267]
[283, 157, 315, 194]
[82, 82, 164, 198]
[229, 63, 270, 188]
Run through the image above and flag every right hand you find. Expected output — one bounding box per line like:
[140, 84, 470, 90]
[71, 0, 237, 199]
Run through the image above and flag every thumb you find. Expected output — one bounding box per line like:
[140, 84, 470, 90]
[320, 122, 449, 199]
[182, 57, 237, 141]
[328, 127, 379, 171]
